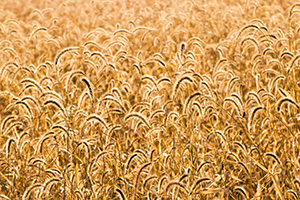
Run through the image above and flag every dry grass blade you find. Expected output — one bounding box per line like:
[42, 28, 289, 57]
[101, 95, 127, 113]
[134, 162, 151, 199]
[286, 189, 299, 199]
[54, 47, 80, 65]
[125, 112, 151, 129]
[22, 183, 43, 200]
[172, 76, 194, 98]
[116, 188, 127, 200]
[0, 195, 10, 200]
[190, 177, 211, 194]
[235, 186, 249, 199]
[165, 181, 189, 195]
[81, 77, 94, 104]
[0, 1, 299, 199]
[29, 27, 47, 40]
[276, 96, 300, 111]
[265, 152, 282, 166]
[247, 106, 263, 131]
[20, 78, 44, 93]
[43, 99, 66, 116]
[184, 92, 202, 113]
[224, 97, 242, 115]
[85, 114, 108, 130]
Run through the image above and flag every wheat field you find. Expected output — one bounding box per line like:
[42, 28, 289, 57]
[0, 0, 300, 199]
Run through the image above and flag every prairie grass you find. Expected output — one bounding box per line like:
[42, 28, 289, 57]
[0, 0, 300, 199]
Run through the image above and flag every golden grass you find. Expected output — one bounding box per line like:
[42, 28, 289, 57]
[0, 0, 300, 199]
